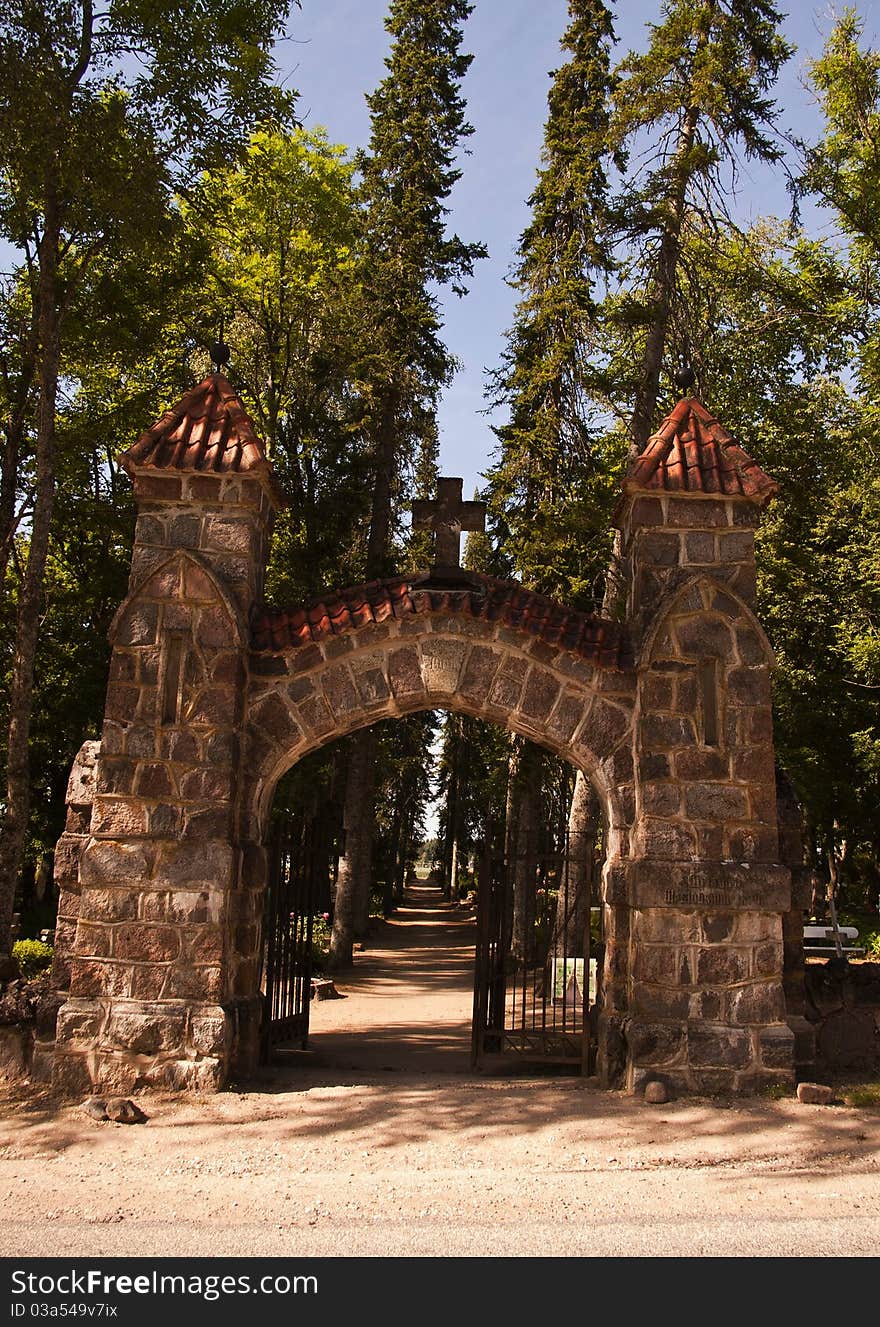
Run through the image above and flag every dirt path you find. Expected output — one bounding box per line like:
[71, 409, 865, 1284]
[305, 882, 476, 1073]
[2, 889, 880, 1258]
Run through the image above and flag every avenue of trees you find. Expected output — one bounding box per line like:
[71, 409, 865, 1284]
[2, 0, 880, 967]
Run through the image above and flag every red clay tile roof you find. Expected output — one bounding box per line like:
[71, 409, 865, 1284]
[122, 374, 274, 480]
[251, 573, 633, 669]
[625, 397, 778, 502]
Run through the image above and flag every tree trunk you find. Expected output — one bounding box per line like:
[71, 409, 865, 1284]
[329, 731, 375, 970]
[0, 196, 61, 958]
[327, 389, 399, 967]
[555, 769, 597, 958]
[511, 743, 541, 963]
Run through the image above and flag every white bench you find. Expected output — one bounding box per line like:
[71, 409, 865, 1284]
[803, 924, 864, 958]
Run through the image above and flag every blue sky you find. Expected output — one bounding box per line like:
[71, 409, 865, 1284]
[283, 0, 876, 500]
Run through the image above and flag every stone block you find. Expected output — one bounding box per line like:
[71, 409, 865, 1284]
[163, 965, 222, 1001]
[106, 1009, 186, 1056]
[420, 639, 466, 695]
[759, 1024, 795, 1070]
[674, 748, 730, 780]
[187, 927, 225, 964]
[684, 532, 715, 564]
[78, 888, 139, 924]
[690, 990, 722, 1020]
[389, 646, 427, 698]
[666, 498, 730, 528]
[733, 912, 781, 944]
[675, 616, 733, 658]
[728, 825, 778, 862]
[190, 1013, 227, 1056]
[350, 658, 392, 706]
[320, 665, 359, 718]
[250, 692, 301, 745]
[155, 840, 234, 889]
[632, 986, 690, 1019]
[69, 959, 132, 999]
[90, 799, 148, 838]
[635, 945, 679, 985]
[697, 825, 724, 859]
[73, 921, 112, 959]
[52, 1051, 96, 1097]
[641, 713, 696, 749]
[754, 940, 782, 978]
[149, 803, 182, 836]
[635, 908, 700, 944]
[296, 695, 335, 736]
[688, 1024, 753, 1069]
[727, 666, 771, 706]
[639, 752, 670, 780]
[638, 818, 697, 859]
[114, 604, 159, 647]
[684, 783, 749, 821]
[203, 515, 254, 554]
[797, 1081, 833, 1105]
[695, 946, 750, 985]
[639, 531, 680, 566]
[582, 697, 629, 757]
[519, 669, 561, 723]
[729, 982, 786, 1024]
[629, 1020, 686, 1065]
[129, 966, 167, 1000]
[105, 684, 141, 722]
[641, 782, 682, 816]
[182, 805, 232, 840]
[114, 925, 180, 963]
[701, 912, 736, 943]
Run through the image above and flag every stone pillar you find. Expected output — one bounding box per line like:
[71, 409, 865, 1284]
[617, 482, 794, 1095]
[51, 741, 100, 994]
[52, 460, 280, 1095]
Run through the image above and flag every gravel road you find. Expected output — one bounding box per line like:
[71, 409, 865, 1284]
[2, 888, 878, 1258]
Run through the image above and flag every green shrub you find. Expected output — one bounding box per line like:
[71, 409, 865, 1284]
[12, 939, 54, 979]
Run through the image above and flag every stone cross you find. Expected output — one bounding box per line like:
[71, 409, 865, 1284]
[411, 477, 486, 568]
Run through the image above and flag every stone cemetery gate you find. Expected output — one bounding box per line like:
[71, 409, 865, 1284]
[48, 376, 802, 1097]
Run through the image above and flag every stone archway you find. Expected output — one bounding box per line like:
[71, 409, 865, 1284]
[50, 382, 796, 1098]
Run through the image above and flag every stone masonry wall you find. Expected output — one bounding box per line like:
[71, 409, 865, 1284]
[52, 470, 276, 1095]
[616, 492, 794, 1094]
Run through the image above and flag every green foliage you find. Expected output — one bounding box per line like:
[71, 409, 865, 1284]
[12, 938, 53, 978]
[486, 0, 624, 609]
[183, 126, 370, 602]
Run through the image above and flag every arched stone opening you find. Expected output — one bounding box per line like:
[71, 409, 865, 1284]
[47, 382, 797, 1099]
[256, 707, 610, 1076]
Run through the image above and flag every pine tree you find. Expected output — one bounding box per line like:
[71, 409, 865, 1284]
[612, 0, 791, 448]
[486, 0, 622, 609]
[329, 0, 485, 969]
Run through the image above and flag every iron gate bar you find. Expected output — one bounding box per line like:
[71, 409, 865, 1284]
[260, 814, 317, 1062]
[472, 831, 594, 1072]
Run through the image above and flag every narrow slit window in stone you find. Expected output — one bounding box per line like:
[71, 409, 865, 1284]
[699, 657, 719, 747]
[161, 633, 186, 726]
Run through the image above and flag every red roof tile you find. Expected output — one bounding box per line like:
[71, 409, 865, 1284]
[122, 374, 274, 481]
[625, 398, 778, 503]
[252, 573, 633, 669]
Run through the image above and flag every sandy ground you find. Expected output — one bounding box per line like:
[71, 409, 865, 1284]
[1, 886, 879, 1258]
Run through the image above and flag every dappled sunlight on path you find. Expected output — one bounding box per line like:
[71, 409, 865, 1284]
[299, 883, 477, 1074]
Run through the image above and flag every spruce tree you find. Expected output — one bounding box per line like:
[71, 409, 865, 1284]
[612, 0, 791, 448]
[329, 0, 484, 969]
[487, 0, 621, 609]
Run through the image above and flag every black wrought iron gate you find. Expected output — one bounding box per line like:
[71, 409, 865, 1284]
[472, 839, 594, 1072]
[259, 816, 319, 1062]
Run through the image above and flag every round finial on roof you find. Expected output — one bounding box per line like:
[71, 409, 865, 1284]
[673, 365, 696, 392]
[209, 340, 231, 373]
